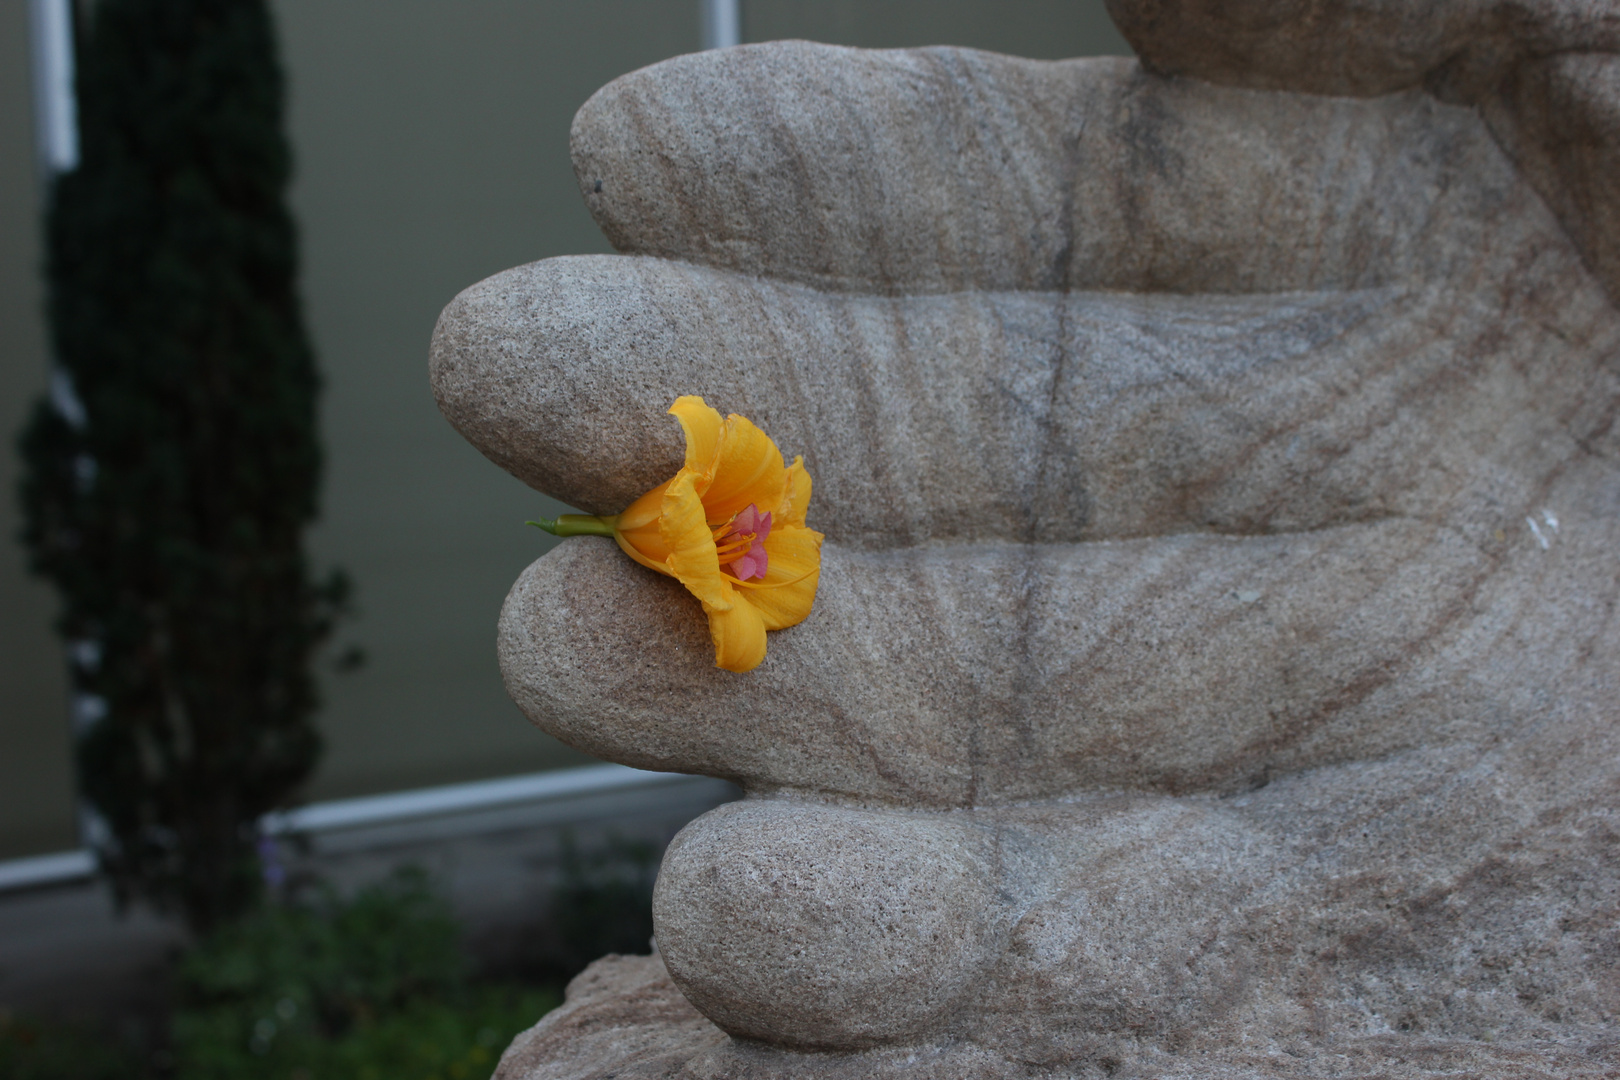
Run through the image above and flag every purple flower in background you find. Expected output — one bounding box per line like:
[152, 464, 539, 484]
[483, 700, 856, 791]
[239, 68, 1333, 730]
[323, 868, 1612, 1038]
[257, 833, 286, 891]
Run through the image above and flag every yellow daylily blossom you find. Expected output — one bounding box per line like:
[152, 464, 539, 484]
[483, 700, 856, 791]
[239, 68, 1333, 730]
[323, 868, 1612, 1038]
[530, 397, 823, 672]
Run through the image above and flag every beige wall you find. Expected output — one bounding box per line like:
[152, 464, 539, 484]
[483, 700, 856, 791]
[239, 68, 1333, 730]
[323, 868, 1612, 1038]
[0, 0, 76, 858]
[744, 0, 1129, 56]
[0, 1, 1130, 859]
[273, 0, 700, 803]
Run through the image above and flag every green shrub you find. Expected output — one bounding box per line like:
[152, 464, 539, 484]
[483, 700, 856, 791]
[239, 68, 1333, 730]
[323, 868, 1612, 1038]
[0, 1012, 145, 1080]
[497, 833, 660, 985]
[546, 834, 659, 973]
[19, 0, 349, 934]
[172, 869, 559, 1080]
[173, 986, 551, 1080]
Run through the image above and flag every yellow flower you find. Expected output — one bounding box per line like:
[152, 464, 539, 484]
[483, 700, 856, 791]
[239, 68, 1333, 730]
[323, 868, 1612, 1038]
[531, 397, 823, 672]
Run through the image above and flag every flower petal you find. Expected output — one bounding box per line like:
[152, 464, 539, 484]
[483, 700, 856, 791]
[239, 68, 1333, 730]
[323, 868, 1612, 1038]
[701, 414, 787, 525]
[661, 468, 769, 670]
[669, 396, 724, 475]
[612, 477, 675, 573]
[660, 469, 728, 607]
[781, 455, 812, 528]
[744, 524, 823, 631]
[704, 594, 767, 672]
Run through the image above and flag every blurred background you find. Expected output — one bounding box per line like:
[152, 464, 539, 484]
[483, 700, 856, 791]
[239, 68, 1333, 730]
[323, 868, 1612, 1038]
[0, 1, 1128, 1075]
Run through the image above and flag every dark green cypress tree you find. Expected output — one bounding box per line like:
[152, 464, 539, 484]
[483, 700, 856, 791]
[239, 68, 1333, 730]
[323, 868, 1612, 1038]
[18, 0, 348, 933]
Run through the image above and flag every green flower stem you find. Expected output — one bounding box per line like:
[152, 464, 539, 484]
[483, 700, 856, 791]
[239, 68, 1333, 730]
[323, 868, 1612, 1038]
[527, 513, 617, 538]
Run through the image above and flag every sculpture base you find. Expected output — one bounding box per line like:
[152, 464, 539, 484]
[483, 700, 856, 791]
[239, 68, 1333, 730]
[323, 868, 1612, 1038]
[496, 954, 1616, 1080]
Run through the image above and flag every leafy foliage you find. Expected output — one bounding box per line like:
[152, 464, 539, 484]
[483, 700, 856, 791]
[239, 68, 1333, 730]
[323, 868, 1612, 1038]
[172, 990, 549, 1080]
[0, 845, 671, 1080]
[508, 833, 661, 983]
[176, 869, 464, 1034]
[17, 0, 347, 932]
[0, 1013, 145, 1080]
[172, 869, 559, 1080]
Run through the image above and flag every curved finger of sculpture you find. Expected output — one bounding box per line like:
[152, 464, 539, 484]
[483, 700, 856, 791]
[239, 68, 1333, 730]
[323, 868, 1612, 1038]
[498, 466, 1620, 807]
[1101, 0, 1620, 100]
[436, 56, 1576, 524]
[516, 740, 1620, 1072]
[652, 800, 1012, 1049]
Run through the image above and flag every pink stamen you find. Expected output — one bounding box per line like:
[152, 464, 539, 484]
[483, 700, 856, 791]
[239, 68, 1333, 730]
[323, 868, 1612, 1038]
[718, 503, 772, 581]
[732, 504, 772, 543]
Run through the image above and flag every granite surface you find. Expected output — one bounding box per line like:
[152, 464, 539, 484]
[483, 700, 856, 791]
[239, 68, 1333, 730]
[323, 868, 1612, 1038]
[433, 1, 1620, 1074]
[497, 955, 1620, 1079]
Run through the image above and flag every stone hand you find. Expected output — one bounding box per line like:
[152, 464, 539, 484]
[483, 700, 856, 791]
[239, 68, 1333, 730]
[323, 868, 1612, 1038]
[431, 4, 1620, 1069]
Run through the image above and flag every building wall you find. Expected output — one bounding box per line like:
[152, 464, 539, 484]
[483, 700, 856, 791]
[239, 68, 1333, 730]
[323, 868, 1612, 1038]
[0, 1, 1130, 859]
[744, 0, 1129, 56]
[0, 0, 76, 858]
[272, 0, 700, 804]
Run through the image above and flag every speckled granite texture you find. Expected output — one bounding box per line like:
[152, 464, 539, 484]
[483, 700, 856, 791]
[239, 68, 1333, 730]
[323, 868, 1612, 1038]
[432, 0, 1620, 1075]
[500, 955, 1619, 1079]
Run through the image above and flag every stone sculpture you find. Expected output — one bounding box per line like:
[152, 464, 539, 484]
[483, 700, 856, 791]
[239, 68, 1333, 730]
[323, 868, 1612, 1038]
[430, 0, 1620, 1075]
